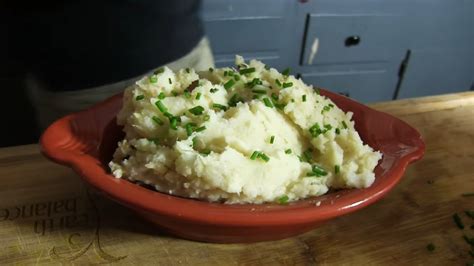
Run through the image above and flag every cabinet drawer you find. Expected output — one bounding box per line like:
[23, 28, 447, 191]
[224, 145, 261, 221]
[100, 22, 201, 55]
[301, 14, 402, 66]
[301, 70, 395, 103]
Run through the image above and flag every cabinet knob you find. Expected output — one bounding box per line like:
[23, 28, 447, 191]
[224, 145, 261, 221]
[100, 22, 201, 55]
[345, 36, 361, 47]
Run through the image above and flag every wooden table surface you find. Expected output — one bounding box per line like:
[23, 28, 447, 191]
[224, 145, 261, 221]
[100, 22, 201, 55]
[1, 92, 473, 265]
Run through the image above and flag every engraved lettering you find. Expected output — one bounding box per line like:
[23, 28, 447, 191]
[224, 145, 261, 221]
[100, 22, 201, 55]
[65, 198, 77, 213]
[8, 207, 20, 220]
[35, 202, 48, 217]
[0, 209, 9, 221]
[53, 200, 64, 214]
[34, 219, 46, 235]
[22, 205, 34, 218]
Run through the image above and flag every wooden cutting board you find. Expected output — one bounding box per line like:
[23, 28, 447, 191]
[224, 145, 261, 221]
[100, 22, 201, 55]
[1, 92, 474, 265]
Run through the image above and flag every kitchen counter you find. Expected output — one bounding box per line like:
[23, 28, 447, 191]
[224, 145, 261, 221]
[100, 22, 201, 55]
[1, 91, 473, 265]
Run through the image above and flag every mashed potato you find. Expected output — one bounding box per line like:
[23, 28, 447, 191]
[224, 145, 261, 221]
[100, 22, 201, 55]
[109, 56, 382, 204]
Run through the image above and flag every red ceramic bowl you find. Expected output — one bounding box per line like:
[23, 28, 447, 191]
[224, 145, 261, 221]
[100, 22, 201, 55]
[40, 90, 424, 243]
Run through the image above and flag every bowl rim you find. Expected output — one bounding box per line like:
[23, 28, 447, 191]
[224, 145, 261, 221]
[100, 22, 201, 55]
[40, 90, 425, 226]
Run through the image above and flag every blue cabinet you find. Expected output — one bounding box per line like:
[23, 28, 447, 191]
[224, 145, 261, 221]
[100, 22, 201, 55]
[201, 0, 473, 102]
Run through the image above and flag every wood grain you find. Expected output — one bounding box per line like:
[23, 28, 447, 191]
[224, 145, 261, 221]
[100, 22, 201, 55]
[1, 92, 473, 265]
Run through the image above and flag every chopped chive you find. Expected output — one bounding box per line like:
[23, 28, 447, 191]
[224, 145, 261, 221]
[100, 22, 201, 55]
[239, 67, 256, 75]
[185, 123, 195, 136]
[263, 97, 274, 108]
[158, 92, 166, 99]
[328, 103, 334, 108]
[168, 78, 172, 84]
[311, 165, 328, 176]
[209, 67, 214, 72]
[234, 74, 240, 81]
[246, 78, 263, 88]
[342, 121, 348, 129]
[282, 68, 290, 76]
[149, 76, 157, 83]
[321, 105, 331, 114]
[195, 92, 202, 100]
[252, 89, 267, 94]
[278, 195, 289, 204]
[463, 235, 474, 246]
[163, 112, 174, 119]
[462, 193, 474, 197]
[270, 136, 275, 144]
[315, 88, 320, 95]
[155, 100, 168, 113]
[465, 210, 474, 219]
[192, 137, 198, 149]
[223, 70, 228, 76]
[275, 103, 286, 110]
[200, 149, 211, 156]
[228, 93, 243, 107]
[152, 116, 164, 125]
[285, 149, 292, 154]
[303, 150, 312, 162]
[426, 243, 435, 252]
[275, 79, 282, 87]
[224, 79, 235, 90]
[335, 165, 340, 174]
[172, 91, 178, 96]
[135, 95, 145, 101]
[212, 103, 228, 111]
[302, 95, 307, 102]
[148, 138, 159, 145]
[188, 105, 205, 116]
[453, 213, 465, 229]
[264, 65, 270, 70]
[185, 68, 190, 73]
[154, 67, 165, 74]
[324, 124, 332, 130]
[258, 152, 270, 162]
[283, 82, 293, 88]
[250, 151, 260, 160]
[169, 117, 178, 130]
[184, 91, 191, 99]
[195, 126, 206, 132]
[210, 88, 218, 93]
[309, 123, 323, 138]
[271, 93, 279, 101]
[291, 99, 295, 103]
[335, 128, 341, 135]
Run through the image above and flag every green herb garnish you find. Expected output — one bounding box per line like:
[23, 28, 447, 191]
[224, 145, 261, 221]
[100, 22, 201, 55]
[307, 165, 328, 177]
[278, 195, 289, 204]
[426, 243, 435, 252]
[154, 67, 165, 74]
[135, 95, 145, 101]
[453, 213, 465, 229]
[184, 91, 191, 99]
[148, 138, 160, 145]
[185, 123, 196, 136]
[200, 149, 211, 156]
[285, 149, 292, 154]
[302, 95, 306, 102]
[149, 76, 157, 83]
[282, 82, 293, 88]
[250, 151, 260, 160]
[252, 89, 266, 94]
[195, 92, 202, 100]
[212, 103, 228, 111]
[169, 117, 178, 130]
[302, 149, 312, 162]
[189, 105, 204, 116]
[335, 128, 341, 135]
[275, 79, 282, 87]
[271, 93, 279, 101]
[195, 126, 206, 132]
[263, 97, 274, 108]
[185, 68, 190, 73]
[239, 67, 256, 75]
[258, 152, 270, 162]
[228, 93, 243, 107]
[209, 67, 214, 72]
[224, 79, 235, 90]
[270, 136, 275, 144]
[158, 92, 166, 99]
[321, 105, 331, 114]
[342, 121, 348, 129]
[168, 78, 172, 84]
[210, 88, 218, 93]
[309, 123, 323, 138]
[155, 100, 168, 113]
[335, 165, 340, 174]
[152, 116, 164, 125]
[282, 68, 290, 76]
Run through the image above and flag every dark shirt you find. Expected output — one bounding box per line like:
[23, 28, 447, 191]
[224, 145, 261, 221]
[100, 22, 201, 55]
[4, 0, 204, 91]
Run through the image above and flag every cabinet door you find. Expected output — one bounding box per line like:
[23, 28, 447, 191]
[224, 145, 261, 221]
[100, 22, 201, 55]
[201, 0, 296, 69]
[397, 49, 473, 99]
